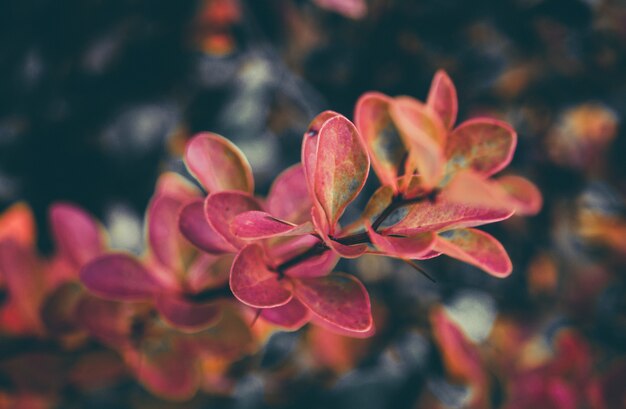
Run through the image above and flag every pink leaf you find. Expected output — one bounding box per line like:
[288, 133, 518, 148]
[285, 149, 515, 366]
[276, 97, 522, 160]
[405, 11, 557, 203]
[179, 200, 236, 254]
[302, 110, 340, 196]
[497, 175, 543, 215]
[75, 295, 134, 347]
[283, 248, 339, 279]
[426, 70, 458, 130]
[434, 228, 513, 277]
[231, 211, 314, 239]
[269, 235, 339, 278]
[80, 253, 163, 301]
[366, 225, 436, 259]
[310, 314, 376, 338]
[155, 295, 222, 332]
[260, 298, 311, 330]
[184, 132, 254, 194]
[385, 173, 514, 236]
[313, 0, 367, 19]
[186, 253, 233, 293]
[445, 118, 517, 178]
[0, 240, 44, 334]
[154, 172, 199, 202]
[390, 96, 447, 189]
[431, 307, 488, 407]
[355, 92, 406, 192]
[127, 337, 199, 400]
[311, 207, 367, 258]
[50, 203, 104, 268]
[229, 244, 292, 308]
[267, 164, 312, 224]
[204, 191, 262, 248]
[314, 115, 370, 231]
[292, 273, 372, 333]
[148, 195, 186, 272]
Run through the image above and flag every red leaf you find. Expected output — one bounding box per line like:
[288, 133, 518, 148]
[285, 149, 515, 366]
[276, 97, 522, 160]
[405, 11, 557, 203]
[390, 96, 447, 189]
[292, 273, 372, 333]
[75, 295, 135, 347]
[184, 132, 254, 193]
[80, 253, 163, 301]
[229, 244, 292, 308]
[312, 207, 368, 258]
[313, 0, 367, 19]
[50, 203, 104, 268]
[434, 228, 513, 277]
[426, 70, 458, 130]
[179, 200, 236, 254]
[127, 337, 199, 400]
[0, 240, 44, 334]
[355, 92, 406, 192]
[186, 253, 233, 293]
[260, 298, 311, 330]
[267, 164, 312, 224]
[204, 191, 262, 248]
[386, 173, 514, 236]
[231, 211, 314, 239]
[0, 202, 36, 247]
[148, 195, 186, 272]
[314, 115, 370, 232]
[445, 118, 517, 178]
[497, 175, 543, 216]
[431, 307, 488, 408]
[302, 111, 341, 197]
[366, 225, 436, 259]
[155, 295, 222, 332]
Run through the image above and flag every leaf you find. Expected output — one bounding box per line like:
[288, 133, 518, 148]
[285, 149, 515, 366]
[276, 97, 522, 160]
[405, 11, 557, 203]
[155, 295, 222, 332]
[231, 211, 314, 239]
[355, 92, 406, 192]
[267, 164, 312, 224]
[127, 336, 199, 400]
[0, 202, 36, 247]
[282, 246, 339, 279]
[186, 253, 233, 294]
[184, 132, 254, 193]
[390, 96, 447, 189]
[204, 191, 262, 248]
[80, 253, 163, 301]
[179, 199, 236, 254]
[358, 185, 394, 228]
[154, 172, 199, 202]
[385, 173, 514, 236]
[313, 0, 367, 19]
[366, 225, 436, 259]
[75, 295, 135, 347]
[260, 298, 311, 330]
[0, 240, 44, 334]
[497, 175, 543, 216]
[292, 273, 372, 333]
[50, 203, 104, 268]
[311, 207, 367, 258]
[148, 195, 187, 273]
[431, 307, 488, 408]
[302, 110, 340, 196]
[229, 244, 292, 308]
[313, 115, 370, 232]
[445, 118, 517, 178]
[426, 70, 458, 130]
[434, 228, 513, 277]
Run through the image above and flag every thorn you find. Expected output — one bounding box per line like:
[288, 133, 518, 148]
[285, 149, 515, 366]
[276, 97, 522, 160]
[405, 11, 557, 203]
[402, 259, 436, 283]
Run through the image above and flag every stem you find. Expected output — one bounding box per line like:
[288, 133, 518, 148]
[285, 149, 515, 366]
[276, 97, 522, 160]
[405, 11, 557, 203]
[276, 189, 439, 271]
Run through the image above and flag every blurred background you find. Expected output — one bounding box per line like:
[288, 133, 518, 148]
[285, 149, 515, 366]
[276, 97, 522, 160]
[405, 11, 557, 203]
[1, 0, 626, 407]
